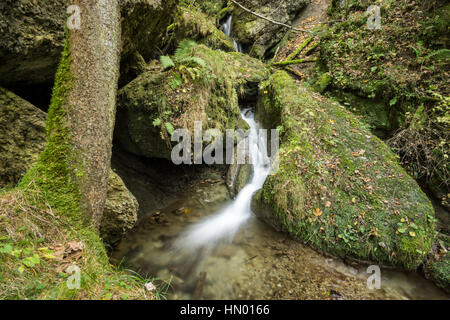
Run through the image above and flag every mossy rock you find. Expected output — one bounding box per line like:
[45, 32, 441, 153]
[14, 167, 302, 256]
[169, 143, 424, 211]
[0, 0, 178, 88]
[319, 0, 450, 193]
[426, 256, 450, 293]
[329, 90, 393, 138]
[252, 71, 436, 270]
[171, 7, 235, 52]
[115, 43, 269, 160]
[231, 0, 308, 58]
[0, 87, 46, 188]
[424, 233, 450, 293]
[100, 170, 139, 247]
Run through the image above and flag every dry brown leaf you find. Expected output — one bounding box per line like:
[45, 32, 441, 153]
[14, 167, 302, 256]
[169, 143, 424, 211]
[313, 208, 323, 217]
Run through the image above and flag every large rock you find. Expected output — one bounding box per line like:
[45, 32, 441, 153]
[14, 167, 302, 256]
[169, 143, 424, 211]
[0, 0, 67, 88]
[100, 170, 139, 246]
[171, 7, 235, 52]
[0, 87, 138, 243]
[252, 71, 436, 270]
[115, 43, 268, 160]
[0, 87, 46, 188]
[0, 0, 178, 88]
[231, 0, 309, 58]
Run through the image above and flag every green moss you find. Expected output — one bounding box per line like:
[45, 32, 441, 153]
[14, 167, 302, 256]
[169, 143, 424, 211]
[19, 36, 86, 227]
[254, 71, 436, 269]
[319, 0, 449, 190]
[171, 7, 235, 52]
[314, 72, 332, 94]
[116, 42, 269, 159]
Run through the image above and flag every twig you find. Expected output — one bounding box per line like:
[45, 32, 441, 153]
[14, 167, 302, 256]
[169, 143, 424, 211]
[285, 36, 313, 61]
[304, 41, 320, 56]
[230, 0, 312, 33]
[285, 67, 304, 78]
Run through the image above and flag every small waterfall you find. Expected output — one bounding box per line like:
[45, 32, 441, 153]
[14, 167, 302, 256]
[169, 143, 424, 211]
[222, 15, 243, 53]
[174, 109, 270, 251]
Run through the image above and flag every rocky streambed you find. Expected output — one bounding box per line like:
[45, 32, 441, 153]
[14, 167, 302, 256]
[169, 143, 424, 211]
[111, 162, 449, 300]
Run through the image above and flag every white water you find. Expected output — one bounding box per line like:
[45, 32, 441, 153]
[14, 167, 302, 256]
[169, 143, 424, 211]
[173, 18, 256, 251]
[222, 15, 243, 52]
[174, 110, 271, 250]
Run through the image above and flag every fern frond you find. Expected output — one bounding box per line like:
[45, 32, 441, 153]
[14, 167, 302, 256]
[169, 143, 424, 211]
[160, 55, 175, 70]
[424, 49, 450, 62]
[174, 39, 198, 62]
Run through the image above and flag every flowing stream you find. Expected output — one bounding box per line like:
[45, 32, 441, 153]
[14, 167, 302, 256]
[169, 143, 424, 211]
[223, 15, 243, 52]
[110, 15, 449, 300]
[173, 110, 270, 252]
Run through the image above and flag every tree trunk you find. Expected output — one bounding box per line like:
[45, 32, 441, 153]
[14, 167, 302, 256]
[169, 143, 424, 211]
[67, 0, 121, 227]
[22, 0, 122, 229]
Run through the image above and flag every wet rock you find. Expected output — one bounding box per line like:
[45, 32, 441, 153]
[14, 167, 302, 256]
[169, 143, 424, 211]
[100, 171, 139, 246]
[226, 136, 252, 197]
[232, 0, 309, 58]
[0, 87, 46, 188]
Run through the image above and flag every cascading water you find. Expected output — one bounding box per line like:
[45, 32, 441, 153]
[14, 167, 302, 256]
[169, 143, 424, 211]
[172, 16, 262, 251]
[222, 15, 243, 53]
[173, 109, 270, 251]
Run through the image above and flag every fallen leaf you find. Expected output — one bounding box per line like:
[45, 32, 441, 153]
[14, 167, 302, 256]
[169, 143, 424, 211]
[313, 208, 323, 217]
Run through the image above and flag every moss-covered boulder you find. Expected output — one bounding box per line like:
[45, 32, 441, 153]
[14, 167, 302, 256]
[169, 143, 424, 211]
[0, 0, 178, 87]
[0, 87, 46, 188]
[232, 0, 309, 58]
[115, 42, 269, 159]
[100, 170, 139, 246]
[252, 71, 436, 269]
[121, 0, 178, 61]
[170, 7, 235, 52]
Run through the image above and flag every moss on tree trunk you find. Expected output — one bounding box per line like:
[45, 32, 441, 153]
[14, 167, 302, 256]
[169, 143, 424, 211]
[20, 0, 121, 229]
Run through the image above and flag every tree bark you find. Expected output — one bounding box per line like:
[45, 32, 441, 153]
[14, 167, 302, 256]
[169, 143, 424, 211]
[66, 0, 121, 227]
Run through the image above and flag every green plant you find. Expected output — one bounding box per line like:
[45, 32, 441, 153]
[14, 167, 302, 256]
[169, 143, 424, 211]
[160, 56, 175, 70]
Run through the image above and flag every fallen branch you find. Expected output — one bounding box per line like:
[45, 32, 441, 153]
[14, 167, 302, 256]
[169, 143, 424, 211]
[304, 41, 320, 56]
[285, 36, 313, 61]
[229, 0, 312, 33]
[272, 57, 317, 66]
[285, 67, 304, 78]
